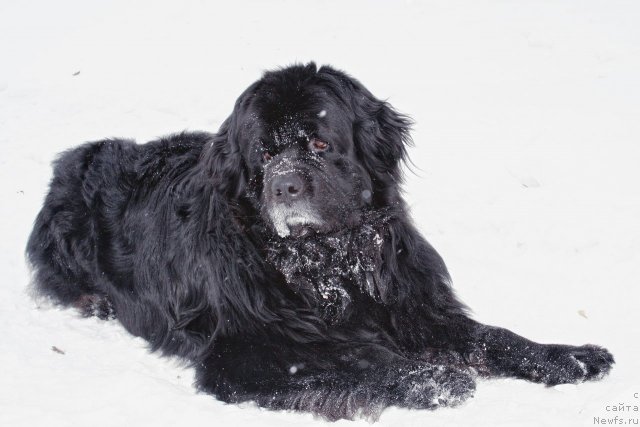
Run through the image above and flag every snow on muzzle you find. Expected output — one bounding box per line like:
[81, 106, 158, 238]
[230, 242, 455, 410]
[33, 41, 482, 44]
[263, 156, 325, 238]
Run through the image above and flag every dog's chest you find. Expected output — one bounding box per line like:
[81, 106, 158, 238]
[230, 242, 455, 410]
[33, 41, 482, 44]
[266, 220, 387, 323]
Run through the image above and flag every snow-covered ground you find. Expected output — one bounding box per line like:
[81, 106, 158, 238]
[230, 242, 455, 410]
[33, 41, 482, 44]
[1, 1, 639, 426]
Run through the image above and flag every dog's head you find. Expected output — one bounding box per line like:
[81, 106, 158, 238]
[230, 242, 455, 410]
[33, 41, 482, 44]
[203, 63, 412, 238]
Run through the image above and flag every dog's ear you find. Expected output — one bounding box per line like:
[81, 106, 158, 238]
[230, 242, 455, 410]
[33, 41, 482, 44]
[333, 73, 412, 186]
[200, 83, 260, 198]
[201, 115, 245, 198]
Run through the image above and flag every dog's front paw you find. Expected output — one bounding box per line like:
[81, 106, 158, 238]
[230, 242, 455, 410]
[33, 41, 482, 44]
[431, 365, 477, 406]
[393, 365, 476, 408]
[538, 344, 614, 385]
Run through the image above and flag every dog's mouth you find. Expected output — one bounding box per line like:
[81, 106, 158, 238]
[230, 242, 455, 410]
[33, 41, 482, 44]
[285, 217, 317, 238]
[266, 202, 325, 238]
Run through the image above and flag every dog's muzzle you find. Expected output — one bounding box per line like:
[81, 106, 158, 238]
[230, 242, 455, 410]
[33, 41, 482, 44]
[263, 158, 324, 238]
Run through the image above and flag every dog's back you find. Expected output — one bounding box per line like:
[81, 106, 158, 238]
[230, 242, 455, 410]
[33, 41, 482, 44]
[26, 132, 209, 317]
[26, 139, 138, 312]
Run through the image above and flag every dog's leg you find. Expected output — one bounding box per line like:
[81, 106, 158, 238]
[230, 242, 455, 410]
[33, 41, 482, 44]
[385, 223, 614, 386]
[450, 318, 614, 386]
[74, 293, 116, 320]
[195, 337, 476, 420]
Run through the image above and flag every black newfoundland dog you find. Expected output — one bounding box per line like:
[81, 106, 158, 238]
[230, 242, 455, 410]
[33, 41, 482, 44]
[27, 63, 613, 420]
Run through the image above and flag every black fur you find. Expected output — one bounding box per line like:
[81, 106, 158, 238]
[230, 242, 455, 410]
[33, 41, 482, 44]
[27, 63, 613, 421]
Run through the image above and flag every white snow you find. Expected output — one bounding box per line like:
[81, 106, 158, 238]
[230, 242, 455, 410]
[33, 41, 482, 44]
[1, 1, 639, 426]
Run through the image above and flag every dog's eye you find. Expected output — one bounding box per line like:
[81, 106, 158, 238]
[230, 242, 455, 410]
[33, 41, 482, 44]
[263, 152, 272, 162]
[309, 138, 329, 153]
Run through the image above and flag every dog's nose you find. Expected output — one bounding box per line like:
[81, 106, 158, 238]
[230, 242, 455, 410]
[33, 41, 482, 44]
[271, 173, 305, 201]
